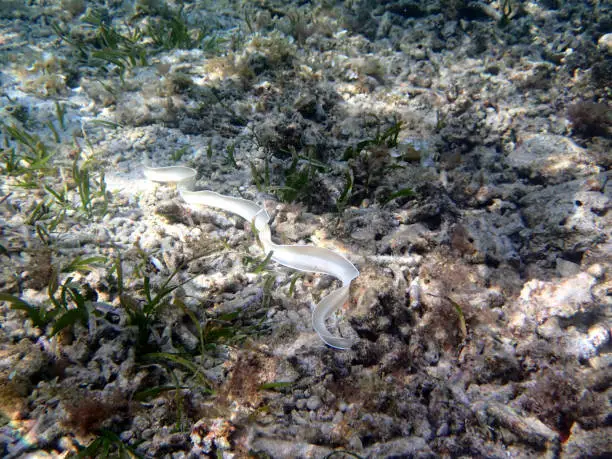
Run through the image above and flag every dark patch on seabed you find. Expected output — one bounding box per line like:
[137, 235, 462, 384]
[0, 0, 610, 458]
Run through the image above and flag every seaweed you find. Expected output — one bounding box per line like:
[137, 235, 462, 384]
[76, 429, 141, 459]
[224, 142, 239, 168]
[146, 7, 209, 51]
[54, 101, 67, 130]
[114, 255, 196, 353]
[53, 10, 148, 79]
[1, 124, 55, 176]
[47, 272, 92, 336]
[382, 187, 415, 205]
[342, 120, 403, 161]
[0, 258, 104, 335]
[567, 101, 611, 138]
[0, 293, 53, 329]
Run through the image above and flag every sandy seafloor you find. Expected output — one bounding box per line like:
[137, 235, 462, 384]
[0, 0, 611, 457]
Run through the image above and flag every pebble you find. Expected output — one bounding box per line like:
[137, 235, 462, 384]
[587, 263, 606, 279]
[291, 410, 308, 425]
[597, 33, 612, 54]
[348, 434, 364, 451]
[306, 395, 322, 411]
[287, 310, 301, 324]
[556, 258, 581, 277]
[587, 324, 610, 350]
[436, 423, 450, 437]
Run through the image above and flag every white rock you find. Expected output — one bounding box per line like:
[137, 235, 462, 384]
[519, 273, 597, 323]
[597, 33, 612, 54]
[588, 324, 610, 350]
[306, 395, 322, 411]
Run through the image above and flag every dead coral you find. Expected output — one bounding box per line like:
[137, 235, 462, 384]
[18, 55, 75, 97]
[218, 351, 277, 410]
[518, 367, 603, 440]
[417, 253, 496, 351]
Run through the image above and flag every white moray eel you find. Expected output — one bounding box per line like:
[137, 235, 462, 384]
[144, 165, 359, 349]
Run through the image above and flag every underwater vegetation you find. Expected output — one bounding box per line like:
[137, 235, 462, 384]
[567, 101, 612, 138]
[52, 4, 225, 83]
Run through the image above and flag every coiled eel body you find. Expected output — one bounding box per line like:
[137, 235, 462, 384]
[144, 165, 359, 349]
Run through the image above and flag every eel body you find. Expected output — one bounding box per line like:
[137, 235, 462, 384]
[144, 165, 359, 349]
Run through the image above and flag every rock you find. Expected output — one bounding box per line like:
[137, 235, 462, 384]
[507, 134, 599, 184]
[517, 272, 598, 324]
[475, 402, 560, 449]
[294, 93, 319, 120]
[450, 212, 522, 267]
[587, 324, 611, 351]
[597, 33, 612, 54]
[306, 395, 322, 411]
[349, 266, 410, 341]
[249, 438, 333, 457]
[556, 258, 581, 277]
[519, 179, 610, 261]
[363, 436, 432, 457]
[175, 324, 199, 352]
[562, 423, 612, 457]
[151, 431, 188, 455]
[190, 418, 234, 454]
[378, 223, 434, 255]
[0, 340, 48, 395]
[562, 326, 606, 361]
[0, 2, 610, 458]
[21, 452, 57, 459]
[348, 434, 363, 450]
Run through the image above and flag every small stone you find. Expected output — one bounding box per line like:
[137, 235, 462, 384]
[436, 423, 450, 437]
[587, 324, 610, 350]
[57, 436, 77, 453]
[597, 33, 612, 54]
[587, 263, 605, 279]
[287, 310, 301, 323]
[306, 395, 322, 411]
[348, 434, 363, 451]
[556, 258, 581, 277]
[537, 317, 563, 339]
[292, 410, 309, 425]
